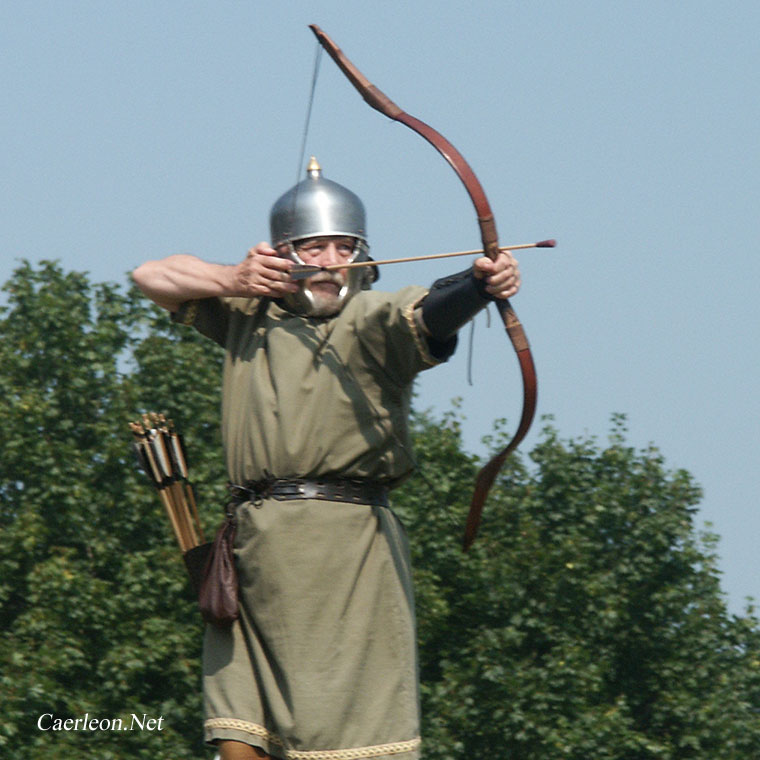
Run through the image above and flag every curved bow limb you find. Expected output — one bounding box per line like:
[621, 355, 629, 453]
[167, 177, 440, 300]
[309, 24, 538, 550]
[309, 25, 499, 254]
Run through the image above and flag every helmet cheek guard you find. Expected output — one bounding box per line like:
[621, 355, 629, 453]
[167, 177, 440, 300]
[269, 158, 374, 315]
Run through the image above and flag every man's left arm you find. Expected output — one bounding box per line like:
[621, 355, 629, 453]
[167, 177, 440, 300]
[416, 250, 521, 343]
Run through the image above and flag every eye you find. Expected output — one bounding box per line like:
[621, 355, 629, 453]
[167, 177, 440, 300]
[296, 241, 324, 257]
[296, 237, 356, 260]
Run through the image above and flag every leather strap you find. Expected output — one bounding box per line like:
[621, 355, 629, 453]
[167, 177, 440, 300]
[229, 479, 389, 507]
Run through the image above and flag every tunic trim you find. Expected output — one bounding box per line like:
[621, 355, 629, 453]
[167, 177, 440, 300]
[205, 717, 421, 759]
[402, 295, 438, 368]
[177, 299, 199, 326]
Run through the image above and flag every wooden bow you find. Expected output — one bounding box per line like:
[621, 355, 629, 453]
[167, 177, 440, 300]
[309, 24, 538, 550]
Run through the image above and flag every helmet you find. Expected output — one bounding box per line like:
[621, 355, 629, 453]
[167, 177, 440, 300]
[270, 157, 368, 247]
[269, 158, 376, 315]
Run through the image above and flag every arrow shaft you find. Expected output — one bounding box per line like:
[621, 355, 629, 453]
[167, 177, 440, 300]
[290, 239, 555, 279]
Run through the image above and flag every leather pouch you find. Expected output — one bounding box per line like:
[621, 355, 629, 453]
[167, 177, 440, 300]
[184, 511, 239, 626]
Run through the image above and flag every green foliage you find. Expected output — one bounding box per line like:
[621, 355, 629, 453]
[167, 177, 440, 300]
[395, 412, 760, 759]
[1, 262, 759, 759]
[0, 261, 225, 759]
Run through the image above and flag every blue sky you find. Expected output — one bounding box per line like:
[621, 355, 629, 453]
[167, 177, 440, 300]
[3, 1, 759, 615]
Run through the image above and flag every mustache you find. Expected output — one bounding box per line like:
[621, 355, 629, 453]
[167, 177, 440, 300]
[305, 272, 345, 286]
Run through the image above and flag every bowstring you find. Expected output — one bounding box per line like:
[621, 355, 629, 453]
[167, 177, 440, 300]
[287, 40, 456, 510]
[295, 41, 324, 185]
[466, 306, 491, 386]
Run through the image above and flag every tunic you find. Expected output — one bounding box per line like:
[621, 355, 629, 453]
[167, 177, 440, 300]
[177, 287, 453, 760]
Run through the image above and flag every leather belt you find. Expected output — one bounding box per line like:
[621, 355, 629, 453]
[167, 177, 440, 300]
[228, 478, 389, 507]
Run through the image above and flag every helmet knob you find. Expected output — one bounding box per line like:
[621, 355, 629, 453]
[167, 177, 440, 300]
[306, 156, 321, 178]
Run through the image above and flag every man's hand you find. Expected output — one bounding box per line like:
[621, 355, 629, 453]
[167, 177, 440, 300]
[132, 243, 300, 313]
[472, 250, 521, 300]
[233, 242, 299, 298]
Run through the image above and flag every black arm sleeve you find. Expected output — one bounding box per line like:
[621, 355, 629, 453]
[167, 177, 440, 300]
[420, 268, 493, 342]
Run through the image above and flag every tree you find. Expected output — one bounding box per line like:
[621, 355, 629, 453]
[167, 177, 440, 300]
[1, 261, 759, 759]
[396, 412, 760, 759]
[0, 261, 225, 759]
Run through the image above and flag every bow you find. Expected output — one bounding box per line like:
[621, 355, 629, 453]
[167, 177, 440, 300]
[309, 25, 538, 550]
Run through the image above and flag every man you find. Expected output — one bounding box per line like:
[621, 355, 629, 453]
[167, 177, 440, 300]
[132, 159, 520, 760]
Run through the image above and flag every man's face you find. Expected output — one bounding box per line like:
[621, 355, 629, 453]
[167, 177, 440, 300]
[293, 236, 356, 316]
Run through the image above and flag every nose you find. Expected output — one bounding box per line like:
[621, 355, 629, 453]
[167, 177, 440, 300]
[318, 242, 343, 266]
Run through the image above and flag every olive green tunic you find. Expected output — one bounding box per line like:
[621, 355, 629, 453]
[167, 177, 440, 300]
[178, 288, 451, 760]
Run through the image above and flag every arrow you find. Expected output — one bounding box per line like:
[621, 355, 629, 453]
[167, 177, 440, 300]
[289, 239, 556, 280]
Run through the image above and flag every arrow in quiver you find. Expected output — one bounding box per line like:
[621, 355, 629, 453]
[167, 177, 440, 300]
[129, 413, 205, 554]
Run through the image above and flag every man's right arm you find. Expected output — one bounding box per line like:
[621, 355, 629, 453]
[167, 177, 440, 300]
[131, 254, 239, 312]
[131, 243, 298, 313]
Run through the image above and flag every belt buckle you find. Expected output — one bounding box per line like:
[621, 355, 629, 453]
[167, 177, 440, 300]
[300, 480, 319, 499]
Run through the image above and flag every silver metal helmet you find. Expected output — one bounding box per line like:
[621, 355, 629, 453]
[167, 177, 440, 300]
[270, 157, 368, 246]
[269, 158, 375, 316]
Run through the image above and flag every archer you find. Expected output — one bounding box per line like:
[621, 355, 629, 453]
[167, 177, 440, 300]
[132, 157, 520, 760]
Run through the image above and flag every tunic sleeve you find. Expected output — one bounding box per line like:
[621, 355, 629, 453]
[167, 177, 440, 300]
[171, 297, 232, 347]
[352, 287, 457, 386]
